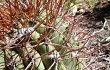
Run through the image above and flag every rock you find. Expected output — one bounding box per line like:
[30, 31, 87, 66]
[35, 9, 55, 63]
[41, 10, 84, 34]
[93, 0, 110, 21]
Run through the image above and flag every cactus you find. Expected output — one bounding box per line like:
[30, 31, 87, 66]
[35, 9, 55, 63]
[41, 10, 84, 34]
[0, 0, 89, 70]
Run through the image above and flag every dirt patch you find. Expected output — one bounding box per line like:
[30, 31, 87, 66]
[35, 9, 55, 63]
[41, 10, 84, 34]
[74, 1, 110, 69]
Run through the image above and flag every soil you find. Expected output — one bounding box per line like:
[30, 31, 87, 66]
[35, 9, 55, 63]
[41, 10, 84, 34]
[75, 0, 110, 69]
